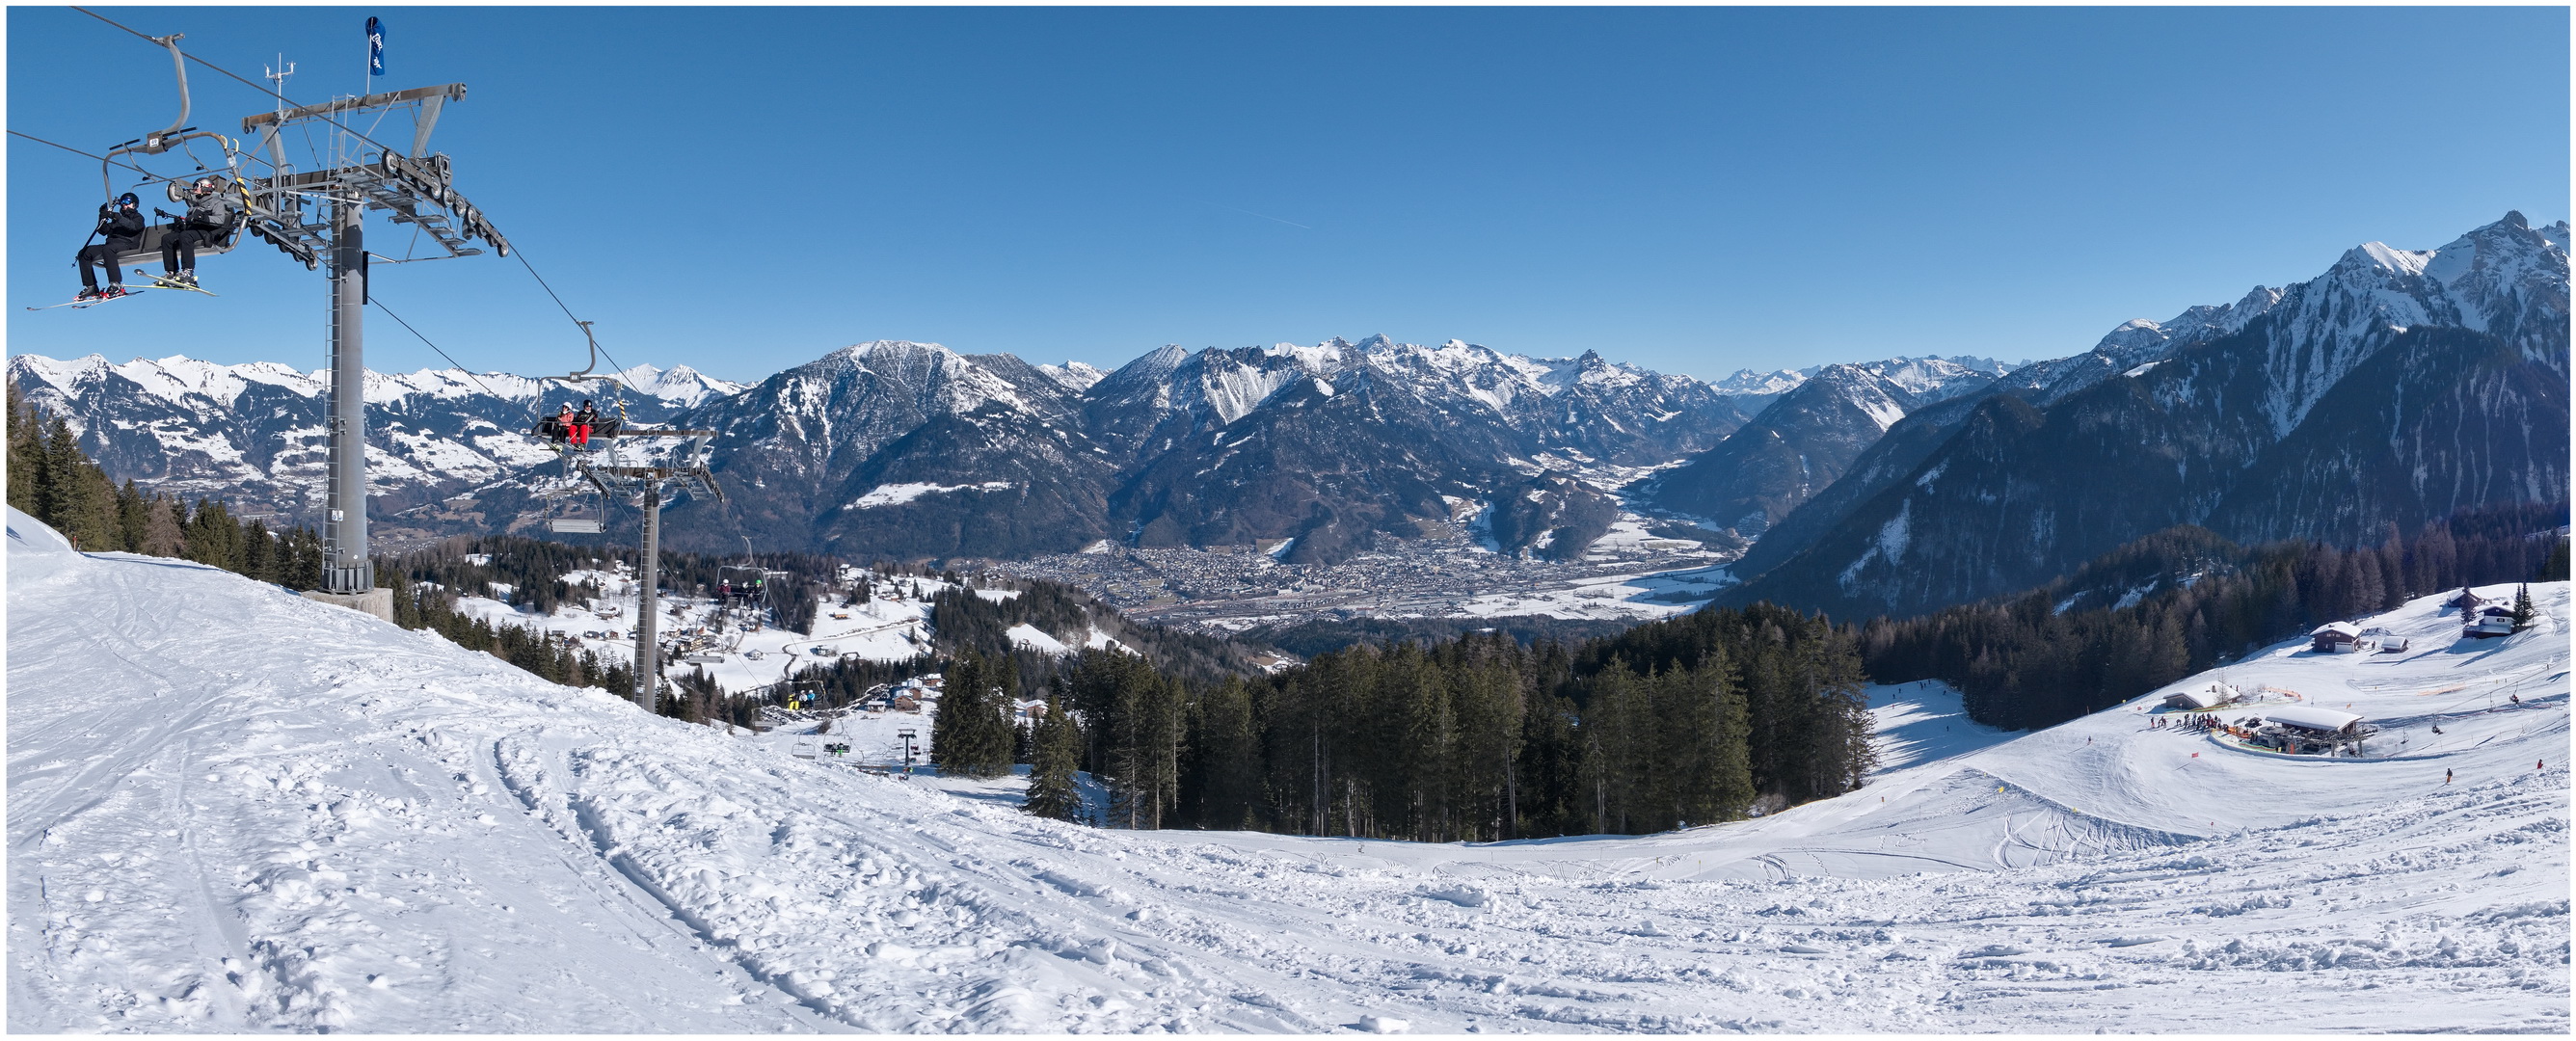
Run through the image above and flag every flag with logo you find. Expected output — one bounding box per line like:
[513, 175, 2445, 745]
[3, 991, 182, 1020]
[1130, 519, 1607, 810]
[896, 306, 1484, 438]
[366, 17, 385, 77]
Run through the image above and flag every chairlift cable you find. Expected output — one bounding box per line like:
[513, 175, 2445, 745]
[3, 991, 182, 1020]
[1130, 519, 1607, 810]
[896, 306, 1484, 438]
[508, 247, 640, 384]
[72, 9, 638, 414]
[9, 128, 182, 182]
[367, 295, 530, 415]
[71, 7, 408, 162]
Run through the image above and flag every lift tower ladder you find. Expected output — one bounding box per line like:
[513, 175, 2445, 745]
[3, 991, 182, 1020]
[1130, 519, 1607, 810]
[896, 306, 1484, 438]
[233, 83, 509, 602]
[567, 426, 721, 713]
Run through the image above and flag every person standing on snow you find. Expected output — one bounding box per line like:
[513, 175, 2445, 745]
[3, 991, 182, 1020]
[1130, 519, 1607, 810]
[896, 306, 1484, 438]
[76, 193, 146, 300]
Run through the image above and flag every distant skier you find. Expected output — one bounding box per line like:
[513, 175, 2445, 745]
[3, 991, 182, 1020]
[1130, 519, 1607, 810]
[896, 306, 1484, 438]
[76, 193, 145, 300]
[2445, 768, 2453, 784]
[2431, 725, 2443, 734]
[157, 177, 234, 286]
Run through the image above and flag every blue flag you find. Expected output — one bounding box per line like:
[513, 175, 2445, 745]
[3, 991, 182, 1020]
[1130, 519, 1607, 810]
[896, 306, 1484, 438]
[366, 17, 385, 77]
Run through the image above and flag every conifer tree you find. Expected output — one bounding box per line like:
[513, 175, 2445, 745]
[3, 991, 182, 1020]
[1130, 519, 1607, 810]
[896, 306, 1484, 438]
[1023, 697, 1085, 822]
[2512, 583, 2536, 631]
[1182, 677, 1263, 830]
[39, 416, 121, 550]
[114, 481, 148, 550]
[932, 647, 1014, 778]
[5, 379, 41, 517]
[931, 649, 980, 772]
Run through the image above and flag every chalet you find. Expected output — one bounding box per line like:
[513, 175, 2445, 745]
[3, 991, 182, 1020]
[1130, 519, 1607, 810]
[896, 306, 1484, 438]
[2162, 682, 2237, 710]
[2465, 604, 2517, 639]
[2309, 622, 2362, 654]
[2448, 588, 2492, 613]
[2360, 627, 2410, 654]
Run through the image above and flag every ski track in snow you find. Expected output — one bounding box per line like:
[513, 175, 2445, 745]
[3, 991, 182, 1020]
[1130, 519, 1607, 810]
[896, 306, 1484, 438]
[8, 508, 2568, 1032]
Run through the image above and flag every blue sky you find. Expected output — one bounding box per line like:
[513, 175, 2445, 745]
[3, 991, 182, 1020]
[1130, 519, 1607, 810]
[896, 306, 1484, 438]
[9, 6, 2567, 385]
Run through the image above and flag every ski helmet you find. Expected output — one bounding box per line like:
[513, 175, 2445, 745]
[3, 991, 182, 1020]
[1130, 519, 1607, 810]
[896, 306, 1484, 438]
[115, 192, 139, 208]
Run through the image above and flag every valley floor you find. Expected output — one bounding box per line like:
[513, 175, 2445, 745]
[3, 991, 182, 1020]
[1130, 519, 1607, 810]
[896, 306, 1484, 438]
[9, 507, 2566, 1033]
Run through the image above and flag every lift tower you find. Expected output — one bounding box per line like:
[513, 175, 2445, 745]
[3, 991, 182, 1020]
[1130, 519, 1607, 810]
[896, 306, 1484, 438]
[554, 423, 720, 712]
[235, 84, 509, 617]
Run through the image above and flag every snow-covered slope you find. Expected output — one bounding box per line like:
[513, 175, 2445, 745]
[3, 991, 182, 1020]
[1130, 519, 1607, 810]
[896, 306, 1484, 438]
[11, 507, 2565, 1031]
[4, 353, 733, 530]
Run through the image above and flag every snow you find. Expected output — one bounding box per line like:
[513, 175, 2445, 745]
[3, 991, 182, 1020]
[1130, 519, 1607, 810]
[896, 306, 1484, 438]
[10, 508, 2568, 1032]
[1005, 623, 1070, 654]
[845, 481, 1013, 510]
[2350, 241, 2434, 278]
[1035, 360, 1108, 393]
[1839, 499, 1913, 589]
[1855, 385, 1907, 430]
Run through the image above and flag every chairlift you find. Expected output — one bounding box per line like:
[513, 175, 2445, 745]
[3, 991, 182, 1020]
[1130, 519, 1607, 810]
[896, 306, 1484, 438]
[534, 457, 608, 534]
[99, 33, 255, 270]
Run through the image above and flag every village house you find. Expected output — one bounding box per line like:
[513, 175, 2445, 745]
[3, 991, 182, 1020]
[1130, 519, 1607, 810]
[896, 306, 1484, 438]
[2310, 622, 2362, 653]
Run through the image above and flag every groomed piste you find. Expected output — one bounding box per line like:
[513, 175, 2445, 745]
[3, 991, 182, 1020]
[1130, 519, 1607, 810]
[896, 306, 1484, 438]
[9, 506, 2566, 1032]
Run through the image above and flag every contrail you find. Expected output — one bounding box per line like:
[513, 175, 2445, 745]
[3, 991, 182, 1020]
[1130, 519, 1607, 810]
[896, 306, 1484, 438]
[1201, 200, 1312, 229]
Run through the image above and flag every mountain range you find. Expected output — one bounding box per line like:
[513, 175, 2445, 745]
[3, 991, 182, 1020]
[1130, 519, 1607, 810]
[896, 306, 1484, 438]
[11, 336, 1768, 562]
[12, 213, 2564, 613]
[1718, 211, 2569, 617]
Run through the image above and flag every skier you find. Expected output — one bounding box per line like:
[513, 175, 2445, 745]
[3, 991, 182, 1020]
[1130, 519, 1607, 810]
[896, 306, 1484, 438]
[156, 177, 234, 286]
[570, 400, 599, 449]
[544, 404, 574, 446]
[76, 193, 146, 300]
[2431, 725, 2443, 734]
[2445, 768, 2452, 784]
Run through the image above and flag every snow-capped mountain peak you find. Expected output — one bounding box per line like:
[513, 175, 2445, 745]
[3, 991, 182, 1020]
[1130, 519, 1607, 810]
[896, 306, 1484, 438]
[614, 363, 746, 408]
[2341, 240, 2433, 278]
[1035, 361, 1108, 393]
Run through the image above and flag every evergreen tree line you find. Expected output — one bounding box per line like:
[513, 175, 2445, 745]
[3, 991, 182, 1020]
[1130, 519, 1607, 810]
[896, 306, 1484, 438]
[9, 380, 328, 586]
[379, 563, 639, 696]
[1010, 602, 1874, 840]
[924, 574, 1277, 695]
[402, 534, 844, 624]
[1859, 504, 2570, 733]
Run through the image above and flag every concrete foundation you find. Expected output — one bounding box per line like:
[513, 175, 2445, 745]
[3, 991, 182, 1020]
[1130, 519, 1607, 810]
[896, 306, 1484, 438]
[303, 588, 394, 623]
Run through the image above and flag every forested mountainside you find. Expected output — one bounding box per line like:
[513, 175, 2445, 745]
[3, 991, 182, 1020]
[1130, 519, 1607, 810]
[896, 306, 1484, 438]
[1725, 212, 2568, 619]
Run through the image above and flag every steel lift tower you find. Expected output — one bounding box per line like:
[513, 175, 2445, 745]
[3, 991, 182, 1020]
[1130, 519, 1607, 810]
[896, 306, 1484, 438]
[235, 84, 509, 618]
[574, 428, 720, 712]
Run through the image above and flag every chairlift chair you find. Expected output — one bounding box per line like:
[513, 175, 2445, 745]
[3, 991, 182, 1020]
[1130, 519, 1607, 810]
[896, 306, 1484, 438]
[97, 33, 257, 271]
[535, 464, 608, 534]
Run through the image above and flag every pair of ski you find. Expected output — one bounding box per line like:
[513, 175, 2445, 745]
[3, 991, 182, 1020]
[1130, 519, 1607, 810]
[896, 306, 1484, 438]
[24, 269, 218, 310]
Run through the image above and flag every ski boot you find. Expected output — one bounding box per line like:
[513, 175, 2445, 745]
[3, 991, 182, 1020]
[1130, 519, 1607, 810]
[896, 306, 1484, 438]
[98, 285, 128, 299]
[74, 286, 102, 302]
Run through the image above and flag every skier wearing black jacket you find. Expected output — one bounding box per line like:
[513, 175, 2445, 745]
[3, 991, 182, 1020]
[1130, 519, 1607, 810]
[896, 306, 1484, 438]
[76, 193, 146, 300]
[157, 177, 235, 286]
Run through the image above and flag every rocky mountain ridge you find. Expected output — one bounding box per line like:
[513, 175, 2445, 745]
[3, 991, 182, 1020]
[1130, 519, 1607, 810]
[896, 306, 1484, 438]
[1723, 211, 2570, 618]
